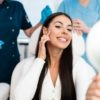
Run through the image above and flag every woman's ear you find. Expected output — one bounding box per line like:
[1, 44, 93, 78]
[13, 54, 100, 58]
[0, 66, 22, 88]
[43, 27, 48, 35]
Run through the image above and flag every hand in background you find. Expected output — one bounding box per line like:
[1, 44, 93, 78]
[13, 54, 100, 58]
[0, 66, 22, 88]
[73, 19, 90, 33]
[40, 5, 52, 24]
[86, 75, 100, 100]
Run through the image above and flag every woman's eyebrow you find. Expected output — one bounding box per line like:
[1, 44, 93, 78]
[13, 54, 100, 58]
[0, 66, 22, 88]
[54, 21, 63, 25]
[68, 25, 72, 27]
[54, 21, 72, 27]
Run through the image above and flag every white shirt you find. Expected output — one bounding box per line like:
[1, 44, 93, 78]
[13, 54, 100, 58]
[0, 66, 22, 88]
[10, 56, 96, 100]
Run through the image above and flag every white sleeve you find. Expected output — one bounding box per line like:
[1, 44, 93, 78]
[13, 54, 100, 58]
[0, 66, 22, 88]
[73, 58, 96, 100]
[10, 58, 27, 100]
[10, 57, 45, 100]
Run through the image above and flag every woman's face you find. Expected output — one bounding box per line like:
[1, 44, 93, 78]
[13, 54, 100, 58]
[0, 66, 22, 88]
[44, 15, 72, 50]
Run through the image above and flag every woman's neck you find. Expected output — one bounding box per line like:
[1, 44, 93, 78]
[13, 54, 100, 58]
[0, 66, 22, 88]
[47, 46, 63, 68]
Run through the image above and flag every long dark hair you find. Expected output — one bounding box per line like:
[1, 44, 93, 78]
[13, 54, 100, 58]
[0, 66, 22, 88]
[33, 12, 76, 100]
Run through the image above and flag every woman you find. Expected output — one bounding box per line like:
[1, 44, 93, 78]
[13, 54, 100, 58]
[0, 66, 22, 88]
[58, 0, 100, 64]
[10, 12, 95, 100]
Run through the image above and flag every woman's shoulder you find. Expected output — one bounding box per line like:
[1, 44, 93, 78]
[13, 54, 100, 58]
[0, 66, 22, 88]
[18, 56, 45, 66]
[18, 56, 35, 65]
[14, 56, 45, 74]
[10, 56, 35, 86]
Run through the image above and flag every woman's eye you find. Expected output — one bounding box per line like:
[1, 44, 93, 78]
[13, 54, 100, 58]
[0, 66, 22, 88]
[55, 26, 61, 28]
[67, 29, 72, 32]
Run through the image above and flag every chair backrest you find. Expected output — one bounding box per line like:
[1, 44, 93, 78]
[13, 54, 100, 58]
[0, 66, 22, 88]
[28, 26, 42, 57]
[0, 83, 9, 100]
[72, 31, 85, 57]
[72, 31, 85, 65]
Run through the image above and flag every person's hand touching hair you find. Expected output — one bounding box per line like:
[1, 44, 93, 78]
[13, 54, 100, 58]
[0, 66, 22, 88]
[73, 19, 90, 33]
[38, 32, 50, 60]
[40, 5, 52, 24]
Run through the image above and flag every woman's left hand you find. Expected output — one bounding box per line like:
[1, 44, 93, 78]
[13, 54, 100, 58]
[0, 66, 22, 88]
[73, 19, 90, 33]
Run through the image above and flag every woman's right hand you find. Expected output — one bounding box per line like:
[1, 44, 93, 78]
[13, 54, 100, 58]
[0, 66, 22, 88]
[86, 75, 100, 100]
[38, 34, 50, 60]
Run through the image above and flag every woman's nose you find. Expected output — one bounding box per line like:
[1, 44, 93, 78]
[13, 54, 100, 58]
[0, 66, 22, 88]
[62, 28, 67, 34]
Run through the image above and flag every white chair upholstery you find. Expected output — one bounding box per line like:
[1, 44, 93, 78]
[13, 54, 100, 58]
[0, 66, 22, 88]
[72, 31, 85, 56]
[72, 31, 85, 65]
[0, 83, 9, 100]
[28, 26, 42, 57]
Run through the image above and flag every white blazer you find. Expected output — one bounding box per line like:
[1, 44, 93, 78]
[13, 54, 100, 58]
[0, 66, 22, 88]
[10, 56, 96, 100]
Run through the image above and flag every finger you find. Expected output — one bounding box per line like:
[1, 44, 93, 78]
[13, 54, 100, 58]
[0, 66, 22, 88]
[87, 87, 100, 100]
[40, 35, 50, 43]
[73, 19, 81, 22]
[45, 5, 50, 9]
[86, 95, 100, 100]
[73, 21, 81, 27]
[42, 6, 49, 14]
[43, 5, 51, 12]
[94, 75, 100, 81]
[41, 37, 50, 44]
[45, 5, 52, 12]
[73, 24, 80, 28]
[88, 81, 100, 94]
[75, 30, 82, 36]
[73, 27, 82, 31]
[43, 6, 52, 16]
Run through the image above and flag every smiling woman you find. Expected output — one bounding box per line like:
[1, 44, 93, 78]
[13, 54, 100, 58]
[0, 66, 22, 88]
[44, 15, 72, 50]
[10, 12, 95, 100]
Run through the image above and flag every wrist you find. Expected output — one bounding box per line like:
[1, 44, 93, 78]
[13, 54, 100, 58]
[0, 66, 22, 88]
[38, 55, 46, 61]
